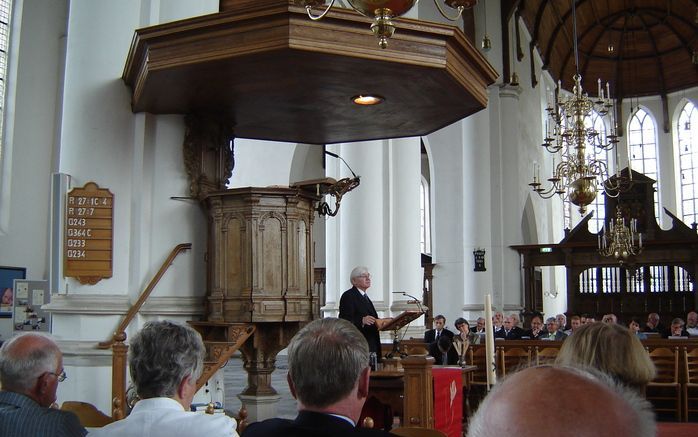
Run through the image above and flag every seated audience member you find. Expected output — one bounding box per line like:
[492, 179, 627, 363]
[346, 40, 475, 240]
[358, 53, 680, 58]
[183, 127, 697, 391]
[242, 318, 395, 436]
[543, 317, 567, 341]
[493, 312, 504, 333]
[424, 315, 454, 344]
[581, 314, 596, 325]
[556, 314, 568, 332]
[509, 313, 521, 328]
[524, 315, 546, 339]
[643, 312, 665, 334]
[470, 317, 485, 334]
[602, 313, 618, 324]
[565, 315, 581, 336]
[555, 322, 655, 392]
[466, 366, 656, 437]
[628, 318, 647, 340]
[429, 335, 459, 366]
[0, 333, 87, 436]
[454, 318, 480, 345]
[494, 316, 523, 340]
[90, 320, 238, 437]
[687, 311, 698, 336]
[666, 317, 689, 338]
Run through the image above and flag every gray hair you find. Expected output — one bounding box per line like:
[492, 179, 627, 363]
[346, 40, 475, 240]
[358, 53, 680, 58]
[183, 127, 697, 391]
[546, 317, 557, 324]
[287, 317, 369, 408]
[129, 320, 205, 399]
[671, 317, 685, 326]
[0, 333, 60, 393]
[350, 266, 369, 281]
[467, 365, 655, 437]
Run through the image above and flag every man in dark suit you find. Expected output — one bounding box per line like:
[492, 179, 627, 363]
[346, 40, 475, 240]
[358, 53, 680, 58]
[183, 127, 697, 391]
[470, 317, 485, 334]
[338, 266, 391, 361]
[424, 314, 454, 344]
[494, 316, 524, 340]
[242, 318, 396, 437]
[428, 335, 459, 365]
[0, 332, 87, 436]
[524, 314, 547, 339]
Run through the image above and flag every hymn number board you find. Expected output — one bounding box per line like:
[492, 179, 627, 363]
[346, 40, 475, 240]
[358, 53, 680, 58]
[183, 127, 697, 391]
[64, 182, 113, 285]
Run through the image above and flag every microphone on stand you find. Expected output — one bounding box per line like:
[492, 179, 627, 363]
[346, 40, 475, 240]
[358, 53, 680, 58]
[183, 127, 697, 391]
[392, 291, 425, 314]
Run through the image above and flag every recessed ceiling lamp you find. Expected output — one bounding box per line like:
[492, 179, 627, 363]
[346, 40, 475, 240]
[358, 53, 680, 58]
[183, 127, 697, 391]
[295, 0, 478, 49]
[352, 94, 384, 105]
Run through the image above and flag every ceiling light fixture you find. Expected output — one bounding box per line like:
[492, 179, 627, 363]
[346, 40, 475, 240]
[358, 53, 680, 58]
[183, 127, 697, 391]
[296, 0, 478, 49]
[352, 94, 384, 105]
[529, 0, 628, 215]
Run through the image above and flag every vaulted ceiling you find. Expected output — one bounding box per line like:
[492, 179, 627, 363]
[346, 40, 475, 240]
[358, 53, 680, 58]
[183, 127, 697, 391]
[516, 0, 698, 99]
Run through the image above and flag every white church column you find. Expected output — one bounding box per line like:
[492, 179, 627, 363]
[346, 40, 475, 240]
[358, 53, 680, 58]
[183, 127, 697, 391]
[425, 123, 465, 327]
[461, 103, 495, 322]
[490, 84, 525, 312]
[388, 137, 423, 333]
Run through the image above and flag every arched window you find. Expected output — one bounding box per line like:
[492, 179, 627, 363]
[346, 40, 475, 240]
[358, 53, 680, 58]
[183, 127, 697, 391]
[0, 1, 12, 163]
[564, 110, 610, 234]
[585, 110, 610, 233]
[628, 108, 659, 221]
[420, 177, 431, 254]
[677, 100, 698, 226]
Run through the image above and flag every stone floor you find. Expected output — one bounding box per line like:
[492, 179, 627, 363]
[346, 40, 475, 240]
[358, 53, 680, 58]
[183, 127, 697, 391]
[223, 353, 297, 419]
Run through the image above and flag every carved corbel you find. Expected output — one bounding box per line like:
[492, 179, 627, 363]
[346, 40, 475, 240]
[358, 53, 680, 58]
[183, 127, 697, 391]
[183, 113, 235, 200]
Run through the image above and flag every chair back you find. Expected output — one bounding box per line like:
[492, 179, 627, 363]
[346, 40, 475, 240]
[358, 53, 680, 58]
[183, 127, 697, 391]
[499, 347, 531, 377]
[61, 401, 114, 428]
[648, 347, 679, 384]
[686, 347, 698, 385]
[535, 346, 559, 366]
[468, 347, 490, 385]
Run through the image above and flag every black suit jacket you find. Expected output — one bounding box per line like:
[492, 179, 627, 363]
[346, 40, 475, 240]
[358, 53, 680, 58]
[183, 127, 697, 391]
[524, 328, 547, 340]
[242, 410, 396, 437]
[423, 328, 454, 344]
[428, 342, 459, 365]
[494, 326, 525, 340]
[339, 286, 382, 357]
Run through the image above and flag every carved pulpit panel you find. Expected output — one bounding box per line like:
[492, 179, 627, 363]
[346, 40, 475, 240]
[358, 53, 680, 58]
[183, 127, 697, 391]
[206, 187, 319, 323]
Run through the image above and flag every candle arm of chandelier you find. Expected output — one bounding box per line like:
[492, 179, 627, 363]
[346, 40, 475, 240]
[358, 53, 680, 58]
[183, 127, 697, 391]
[305, 0, 337, 20]
[433, 1, 465, 21]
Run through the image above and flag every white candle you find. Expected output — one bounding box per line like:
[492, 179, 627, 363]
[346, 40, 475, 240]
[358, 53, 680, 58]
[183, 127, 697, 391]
[484, 293, 496, 388]
[597, 78, 602, 97]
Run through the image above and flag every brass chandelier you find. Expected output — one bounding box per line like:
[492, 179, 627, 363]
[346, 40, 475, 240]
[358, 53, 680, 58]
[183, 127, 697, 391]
[295, 0, 478, 48]
[529, 0, 628, 215]
[598, 205, 642, 264]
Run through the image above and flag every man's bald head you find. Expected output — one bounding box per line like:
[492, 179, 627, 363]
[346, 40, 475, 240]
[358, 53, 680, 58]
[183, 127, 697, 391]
[467, 366, 655, 437]
[0, 333, 63, 405]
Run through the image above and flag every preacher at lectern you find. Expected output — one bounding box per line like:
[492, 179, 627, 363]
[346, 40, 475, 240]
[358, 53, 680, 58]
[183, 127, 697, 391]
[339, 266, 392, 362]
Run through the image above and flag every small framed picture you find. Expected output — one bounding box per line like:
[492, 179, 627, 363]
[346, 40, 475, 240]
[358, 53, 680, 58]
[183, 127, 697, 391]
[0, 266, 27, 317]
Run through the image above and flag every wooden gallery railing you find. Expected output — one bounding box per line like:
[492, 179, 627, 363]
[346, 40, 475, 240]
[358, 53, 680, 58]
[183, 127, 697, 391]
[97, 243, 192, 419]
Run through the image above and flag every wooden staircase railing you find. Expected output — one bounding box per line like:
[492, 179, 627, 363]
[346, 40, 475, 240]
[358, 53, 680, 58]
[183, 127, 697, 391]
[97, 243, 192, 419]
[188, 321, 256, 391]
[97, 242, 192, 349]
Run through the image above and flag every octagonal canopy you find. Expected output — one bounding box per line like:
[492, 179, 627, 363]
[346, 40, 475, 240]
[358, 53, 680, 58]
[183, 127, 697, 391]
[122, 1, 498, 145]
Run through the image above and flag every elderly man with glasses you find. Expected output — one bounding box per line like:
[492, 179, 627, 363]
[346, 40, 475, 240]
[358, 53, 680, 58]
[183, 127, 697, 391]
[0, 332, 86, 436]
[339, 266, 392, 363]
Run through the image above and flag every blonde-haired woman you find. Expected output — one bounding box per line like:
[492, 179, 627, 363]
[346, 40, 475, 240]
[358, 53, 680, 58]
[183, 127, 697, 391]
[555, 321, 655, 392]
